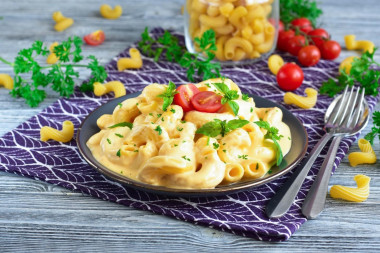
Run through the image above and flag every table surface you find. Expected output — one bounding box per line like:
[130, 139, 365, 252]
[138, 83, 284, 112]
[0, 0, 379, 252]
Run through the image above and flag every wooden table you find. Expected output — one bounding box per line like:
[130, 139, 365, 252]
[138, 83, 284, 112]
[0, 0, 379, 251]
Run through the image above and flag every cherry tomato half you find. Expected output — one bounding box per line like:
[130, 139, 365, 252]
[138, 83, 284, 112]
[173, 84, 200, 112]
[84, 30, 105, 46]
[287, 35, 306, 56]
[308, 28, 329, 49]
[277, 29, 295, 51]
[291, 18, 313, 33]
[321, 40, 341, 60]
[276, 63, 304, 91]
[298, 45, 321, 67]
[190, 91, 223, 113]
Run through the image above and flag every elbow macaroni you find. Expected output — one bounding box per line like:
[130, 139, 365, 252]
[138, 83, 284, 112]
[93, 81, 126, 98]
[344, 35, 375, 54]
[283, 88, 318, 109]
[100, 4, 123, 19]
[40, 120, 74, 142]
[268, 54, 284, 75]
[52, 11, 74, 32]
[348, 139, 377, 167]
[0, 74, 14, 89]
[46, 42, 59, 64]
[87, 78, 292, 189]
[330, 174, 371, 202]
[186, 0, 276, 61]
[117, 48, 143, 71]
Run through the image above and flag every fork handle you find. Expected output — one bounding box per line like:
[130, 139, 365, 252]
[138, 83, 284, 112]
[301, 135, 343, 219]
[266, 132, 333, 218]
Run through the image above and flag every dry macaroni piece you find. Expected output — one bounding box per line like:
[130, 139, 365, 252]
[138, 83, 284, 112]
[344, 35, 375, 54]
[46, 42, 59, 64]
[100, 4, 123, 19]
[348, 139, 377, 167]
[330, 174, 371, 202]
[186, 0, 276, 61]
[117, 48, 143, 71]
[268, 54, 284, 75]
[52, 11, 74, 32]
[283, 88, 318, 109]
[339, 56, 357, 75]
[40, 120, 74, 142]
[93, 81, 126, 98]
[87, 78, 292, 189]
[0, 74, 14, 89]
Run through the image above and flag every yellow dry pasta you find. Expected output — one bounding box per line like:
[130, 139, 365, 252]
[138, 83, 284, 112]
[52, 11, 74, 32]
[330, 174, 371, 202]
[283, 88, 318, 109]
[117, 48, 143, 71]
[267, 54, 284, 75]
[100, 4, 123, 19]
[0, 73, 14, 89]
[348, 139, 377, 167]
[344, 34, 375, 53]
[40, 120, 74, 142]
[339, 56, 357, 75]
[46, 42, 59, 64]
[93, 81, 126, 98]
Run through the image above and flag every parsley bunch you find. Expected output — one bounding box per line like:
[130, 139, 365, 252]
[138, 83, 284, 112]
[196, 119, 249, 137]
[254, 120, 284, 166]
[213, 78, 241, 116]
[0, 36, 107, 107]
[157, 81, 178, 111]
[138, 28, 221, 82]
[280, 0, 323, 27]
[320, 49, 380, 97]
[365, 111, 380, 145]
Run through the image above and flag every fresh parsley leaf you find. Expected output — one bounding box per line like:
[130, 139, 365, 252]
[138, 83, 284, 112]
[365, 111, 380, 144]
[280, 0, 323, 27]
[182, 155, 191, 161]
[157, 81, 178, 111]
[213, 78, 240, 115]
[196, 119, 249, 137]
[108, 122, 133, 129]
[254, 120, 284, 166]
[242, 93, 250, 101]
[213, 143, 219, 149]
[106, 138, 111, 144]
[116, 149, 121, 157]
[154, 125, 162, 135]
[238, 154, 248, 160]
[115, 133, 124, 138]
[170, 108, 176, 113]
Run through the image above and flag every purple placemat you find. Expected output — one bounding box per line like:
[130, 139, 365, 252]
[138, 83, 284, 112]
[0, 28, 379, 241]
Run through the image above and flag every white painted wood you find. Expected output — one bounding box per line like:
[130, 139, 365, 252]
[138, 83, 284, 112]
[0, 0, 379, 251]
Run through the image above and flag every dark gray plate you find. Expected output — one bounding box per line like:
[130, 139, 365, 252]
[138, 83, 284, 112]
[77, 93, 308, 197]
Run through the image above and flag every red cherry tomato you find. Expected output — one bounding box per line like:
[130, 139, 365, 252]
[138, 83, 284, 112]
[321, 40, 341, 60]
[291, 18, 313, 33]
[277, 29, 295, 51]
[308, 28, 329, 49]
[190, 91, 223, 113]
[84, 30, 105, 46]
[173, 84, 200, 112]
[287, 35, 306, 56]
[298, 45, 321, 67]
[276, 63, 304, 91]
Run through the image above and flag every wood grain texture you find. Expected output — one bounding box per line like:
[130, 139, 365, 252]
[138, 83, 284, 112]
[0, 0, 379, 252]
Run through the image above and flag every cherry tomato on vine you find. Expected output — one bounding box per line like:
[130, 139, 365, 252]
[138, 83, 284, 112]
[84, 30, 105, 46]
[190, 91, 223, 113]
[321, 40, 341, 60]
[308, 28, 329, 49]
[287, 35, 306, 56]
[277, 29, 295, 51]
[173, 84, 200, 112]
[291, 18, 313, 33]
[276, 63, 304, 91]
[298, 45, 321, 67]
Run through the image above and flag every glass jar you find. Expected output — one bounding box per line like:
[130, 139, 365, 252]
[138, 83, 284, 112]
[184, 0, 279, 64]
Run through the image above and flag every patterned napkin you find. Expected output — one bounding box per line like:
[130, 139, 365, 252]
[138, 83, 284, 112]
[0, 28, 378, 241]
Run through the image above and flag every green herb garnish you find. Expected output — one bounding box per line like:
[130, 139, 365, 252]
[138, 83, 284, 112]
[254, 120, 284, 166]
[115, 133, 124, 138]
[213, 143, 219, 150]
[182, 155, 191, 161]
[242, 93, 250, 101]
[106, 138, 111, 144]
[170, 108, 176, 113]
[365, 111, 380, 144]
[196, 119, 249, 137]
[157, 81, 178, 111]
[213, 77, 240, 116]
[280, 0, 323, 27]
[116, 149, 121, 157]
[154, 125, 162, 135]
[238, 154, 248, 160]
[108, 122, 133, 129]
[118, 103, 123, 108]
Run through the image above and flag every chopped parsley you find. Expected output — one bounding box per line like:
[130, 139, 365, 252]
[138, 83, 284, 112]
[154, 125, 162, 135]
[108, 122, 133, 129]
[118, 103, 123, 108]
[182, 155, 191, 161]
[134, 150, 139, 152]
[149, 113, 153, 116]
[223, 149, 226, 153]
[170, 108, 176, 113]
[256, 163, 259, 170]
[174, 144, 178, 147]
[115, 133, 124, 138]
[242, 93, 250, 101]
[213, 143, 219, 149]
[106, 138, 111, 144]
[177, 126, 183, 131]
[157, 113, 162, 118]
[250, 107, 253, 113]
[161, 117, 164, 122]
[116, 149, 121, 157]
[238, 154, 248, 160]
[180, 120, 186, 124]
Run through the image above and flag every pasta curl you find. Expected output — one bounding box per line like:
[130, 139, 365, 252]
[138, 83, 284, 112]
[40, 120, 74, 142]
[93, 81, 126, 98]
[52, 11, 74, 32]
[117, 48, 143, 71]
[330, 174, 371, 202]
[0, 74, 14, 89]
[100, 4, 123, 19]
[283, 88, 318, 109]
[344, 34, 375, 53]
[348, 139, 377, 167]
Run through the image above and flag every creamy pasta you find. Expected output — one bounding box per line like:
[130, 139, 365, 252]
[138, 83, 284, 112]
[87, 78, 292, 189]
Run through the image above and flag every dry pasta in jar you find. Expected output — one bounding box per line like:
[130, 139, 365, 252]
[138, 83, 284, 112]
[184, 0, 279, 63]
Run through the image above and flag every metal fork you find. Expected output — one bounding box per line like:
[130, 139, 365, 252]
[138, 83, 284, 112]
[266, 86, 364, 218]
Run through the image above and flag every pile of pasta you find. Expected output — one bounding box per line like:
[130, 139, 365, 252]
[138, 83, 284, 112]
[186, 0, 276, 61]
[87, 78, 291, 189]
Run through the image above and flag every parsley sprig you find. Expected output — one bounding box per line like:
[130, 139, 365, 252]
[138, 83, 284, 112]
[365, 111, 380, 145]
[0, 36, 107, 107]
[138, 28, 221, 82]
[254, 120, 284, 166]
[320, 49, 380, 97]
[196, 119, 249, 137]
[280, 0, 323, 27]
[157, 81, 178, 111]
[213, 78, 240, 116]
